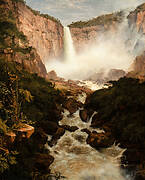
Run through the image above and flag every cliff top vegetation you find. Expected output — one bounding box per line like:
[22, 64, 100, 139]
[68, 11, 124, 28]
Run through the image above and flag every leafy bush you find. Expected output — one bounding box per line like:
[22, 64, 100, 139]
[86, 78, 145, 144]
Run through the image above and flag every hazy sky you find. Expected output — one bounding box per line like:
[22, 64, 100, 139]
[25, 0, 145, 25]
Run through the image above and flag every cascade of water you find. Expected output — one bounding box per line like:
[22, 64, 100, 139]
[63, 26, 76, 63]
[47, 94, 132, 180]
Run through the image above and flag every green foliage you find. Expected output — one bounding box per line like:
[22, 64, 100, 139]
[26, 5, 61, 24]
[87, 78, 145, 144]
[0, 119, 8, 134]
[0, 2, 27, 49]
[69, 11, 124, 28]
[0, 151, 18, 173]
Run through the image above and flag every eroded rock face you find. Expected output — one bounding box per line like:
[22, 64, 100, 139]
[69, 12, 124, 52]
[17, 2, 64, 64]
[127, 51, 145, 80]
[128, 3, 145, 34]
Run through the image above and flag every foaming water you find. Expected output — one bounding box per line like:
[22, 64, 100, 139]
[46, 22, 136, 80]
[48, 103, 132, 180]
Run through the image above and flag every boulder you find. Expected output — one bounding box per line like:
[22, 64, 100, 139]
[86, 131, 114, 149]
[81, 128, 91, 135]
[48, 127, 65, 147]
[79, 109, 94, 122]
[39, 121, 59, 135]
[47, 70, 58, 80]
[63, 98, 82, 114]
[60, 125, 79, 132]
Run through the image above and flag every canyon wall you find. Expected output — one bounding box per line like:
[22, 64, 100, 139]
[69, 11, 124, 51]
[17, 2, 64, 64]
[127, 3, 145, 79]
[0, 0, 64, 77]
[128, 3, 145, 34]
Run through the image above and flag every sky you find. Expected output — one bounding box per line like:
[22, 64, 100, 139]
[25, 0, 145, 25]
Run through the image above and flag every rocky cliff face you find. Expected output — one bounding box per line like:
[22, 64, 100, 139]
[0, 0, 64, 77]
[128, 3, 145, 34]
[69, 12, 124, 51]
[17, 2, 64, 64]
[127, 3, 145, 80]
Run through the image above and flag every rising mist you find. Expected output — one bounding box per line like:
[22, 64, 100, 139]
[46, 15, 144, 80]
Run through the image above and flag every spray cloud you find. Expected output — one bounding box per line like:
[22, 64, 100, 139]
[46, 16, 144, 80]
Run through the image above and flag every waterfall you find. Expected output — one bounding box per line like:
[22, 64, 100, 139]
[63, 26, 76, 63]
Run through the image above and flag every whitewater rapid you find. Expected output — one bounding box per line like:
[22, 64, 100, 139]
[47, 109, 131, 180]
[47, 93, 132, 180]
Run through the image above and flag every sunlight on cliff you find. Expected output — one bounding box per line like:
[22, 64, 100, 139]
[46, 18, 143, 80]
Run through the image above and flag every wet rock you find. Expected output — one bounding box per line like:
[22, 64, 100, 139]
[39, 121, 59, 135]
[86, 131, 114, 149]
[34, 153, 54, 172]
[79, 109, 94, 122]
[81, 128, 91, 135]
[91, 113, 105, 128]
[63, 98, 82, 114]
[48, 128, 65, 147]
[60, 125, 79, 132]
[31, 128, 48, 151]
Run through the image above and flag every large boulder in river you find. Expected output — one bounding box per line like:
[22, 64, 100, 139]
[86, 131, 114, 149]
[39, 121, 59, 135]
[63, 98, 83, 114]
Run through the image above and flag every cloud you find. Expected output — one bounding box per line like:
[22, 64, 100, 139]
[25, 0, 145, 25]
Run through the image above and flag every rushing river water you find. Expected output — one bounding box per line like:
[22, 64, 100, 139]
[47, 92, 132, 180]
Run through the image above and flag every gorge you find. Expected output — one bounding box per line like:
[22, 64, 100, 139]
[0, 0, 145, 180]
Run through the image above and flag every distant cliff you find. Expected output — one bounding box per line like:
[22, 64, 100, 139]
[128, 3, 145, 34]
[0, 0, 64, 77]
[69, 11, 124, 51]
[127, 3, 145, 80]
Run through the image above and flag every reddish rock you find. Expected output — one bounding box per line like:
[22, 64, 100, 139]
[63, 98, 82, 114]
[69, 12, 124, 52]
[86, 131, 114, 149]
[17, 2, 63, 63]
[16, 124, 34, 140]
[5, 131, 16, 144]
[127, 51, 145, 80]
[47, 70, 58, 80]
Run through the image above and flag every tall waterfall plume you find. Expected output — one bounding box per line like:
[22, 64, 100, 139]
[63, 26, 76, 63]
